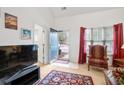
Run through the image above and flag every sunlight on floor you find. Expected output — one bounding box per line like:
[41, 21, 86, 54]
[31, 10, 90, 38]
[51, 62, 79, 69]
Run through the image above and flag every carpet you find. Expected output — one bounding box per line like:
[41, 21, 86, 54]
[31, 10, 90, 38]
[35, 70, 94, 85]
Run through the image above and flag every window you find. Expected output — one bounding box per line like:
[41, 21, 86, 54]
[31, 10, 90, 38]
[85, 26, 113, 55]
[85, 28, 91, 40]
[104, 27, 113, 54]
[85, 29, 91, 55]
[104, 27, 113, 40]
[92, 28, 104, 45]
[92, 28, 104, 41]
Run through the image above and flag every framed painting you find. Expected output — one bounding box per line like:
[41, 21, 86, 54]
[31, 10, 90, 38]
[5, 13, 18, 30]
[21, 28, 31, 40]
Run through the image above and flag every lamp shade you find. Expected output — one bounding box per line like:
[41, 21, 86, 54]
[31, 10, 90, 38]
[121, 44, 124, 49]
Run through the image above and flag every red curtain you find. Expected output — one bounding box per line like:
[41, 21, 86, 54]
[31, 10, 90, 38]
[113, 23, 123, 61]
[78, 27, 86, 64]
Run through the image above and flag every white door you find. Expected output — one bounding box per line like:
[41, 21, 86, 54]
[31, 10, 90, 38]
[34, 24, 44, 63]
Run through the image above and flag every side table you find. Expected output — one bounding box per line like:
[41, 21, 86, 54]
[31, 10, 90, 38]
[113, 59, 124, 67]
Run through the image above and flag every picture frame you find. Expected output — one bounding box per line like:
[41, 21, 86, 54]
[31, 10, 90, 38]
[21, 28, 31, 40]
[5, 13, 18, 30]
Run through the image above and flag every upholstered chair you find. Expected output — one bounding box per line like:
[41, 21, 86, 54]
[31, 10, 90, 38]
[88, 45, 108, 71]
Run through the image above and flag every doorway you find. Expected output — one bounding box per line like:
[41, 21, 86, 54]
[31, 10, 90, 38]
[49, 28, 69, 64]
[58, 31, 69, 62]
[34, 24, 45, 64]
[49, 28, 59, 62]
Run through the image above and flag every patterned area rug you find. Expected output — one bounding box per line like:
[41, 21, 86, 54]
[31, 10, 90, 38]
[35, 70, 94, 85]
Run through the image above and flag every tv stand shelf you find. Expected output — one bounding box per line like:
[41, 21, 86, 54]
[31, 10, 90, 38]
[3, 65, 40, 85]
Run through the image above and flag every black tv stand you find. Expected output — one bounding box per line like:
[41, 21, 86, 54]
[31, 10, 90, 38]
[3, 64, 40, 85]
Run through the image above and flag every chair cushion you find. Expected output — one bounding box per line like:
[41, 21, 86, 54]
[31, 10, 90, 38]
[89, 58, 107, 65]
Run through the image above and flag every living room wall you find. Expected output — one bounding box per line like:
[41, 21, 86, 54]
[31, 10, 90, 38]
[0, 7, 54, 63]
[0, 7, 54, 46]
[55, 8, 124, 63]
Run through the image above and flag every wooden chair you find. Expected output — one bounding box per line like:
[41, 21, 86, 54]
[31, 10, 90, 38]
[88, 45, 108, 71]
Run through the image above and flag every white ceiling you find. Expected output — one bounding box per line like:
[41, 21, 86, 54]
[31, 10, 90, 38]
[50, 7, 119, 18]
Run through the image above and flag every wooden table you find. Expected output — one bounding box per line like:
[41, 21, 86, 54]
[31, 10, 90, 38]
[113, 59, 124, 67]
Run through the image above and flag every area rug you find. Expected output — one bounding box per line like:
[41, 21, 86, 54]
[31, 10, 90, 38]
[35, 70, 94, 85]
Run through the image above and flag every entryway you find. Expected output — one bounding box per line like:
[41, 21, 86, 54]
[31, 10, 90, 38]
[34, 24, 45, 64]
[49, 28, 69, 64]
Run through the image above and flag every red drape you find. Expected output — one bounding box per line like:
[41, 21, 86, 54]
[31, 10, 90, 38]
[113, 23, 123, 61]
[78, 27, 86, 64]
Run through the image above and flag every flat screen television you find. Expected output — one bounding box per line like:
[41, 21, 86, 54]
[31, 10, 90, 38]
[0, 44, 38, 84]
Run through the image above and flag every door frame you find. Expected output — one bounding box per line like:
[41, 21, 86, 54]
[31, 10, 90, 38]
[34, 24, 45, 64]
